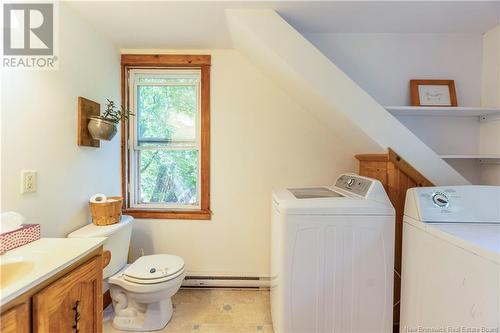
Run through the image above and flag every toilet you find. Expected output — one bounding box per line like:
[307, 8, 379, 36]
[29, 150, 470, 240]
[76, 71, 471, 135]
[68, 215, 185, 331]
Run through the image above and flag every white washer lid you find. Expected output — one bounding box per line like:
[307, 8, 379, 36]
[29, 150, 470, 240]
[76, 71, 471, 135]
[272, 188, 394, 216]
[432, 223, 500, 255]
[123, 254, 184, 281]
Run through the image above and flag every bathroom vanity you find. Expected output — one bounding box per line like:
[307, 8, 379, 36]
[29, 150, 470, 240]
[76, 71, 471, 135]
[0, 238, 105, 333]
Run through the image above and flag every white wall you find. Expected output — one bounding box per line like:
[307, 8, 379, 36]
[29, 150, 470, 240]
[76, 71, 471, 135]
[395, 116, 480, 156]
[482, 26, 500, 108]
[1, 4, 121, 237]
[480, 25, 500, 185]
[122, 49, 357, 277]
[394, 115, 484, 183]
[305, 33, 483, 107]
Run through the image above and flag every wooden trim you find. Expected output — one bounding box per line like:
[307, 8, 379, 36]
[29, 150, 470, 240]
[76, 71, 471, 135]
[121, 54, 211, 67]
[121, 63, 128, 211]
[200, 64, 211, 213]
[102, 250, 111, 269]
[123, 209, 212, 220]
[388, 148, 433, 187]
[103, 290, 111, 310]
[354, 153, 388, 162]
[120, 54, 211, 220]
[410, 79, 458, 107]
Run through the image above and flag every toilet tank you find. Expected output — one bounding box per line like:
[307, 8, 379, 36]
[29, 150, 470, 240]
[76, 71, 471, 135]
[68, 215, 133, 279]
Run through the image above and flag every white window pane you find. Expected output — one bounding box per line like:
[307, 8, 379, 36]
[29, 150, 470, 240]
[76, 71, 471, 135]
[138, 149, 199, 206]
[137, 84, 197, 146]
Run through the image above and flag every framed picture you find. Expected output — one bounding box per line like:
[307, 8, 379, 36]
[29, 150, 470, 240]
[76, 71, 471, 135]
[410, 80, 457, 107]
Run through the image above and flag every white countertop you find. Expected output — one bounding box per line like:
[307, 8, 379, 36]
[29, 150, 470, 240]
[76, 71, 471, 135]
[0, 237, 105, 306]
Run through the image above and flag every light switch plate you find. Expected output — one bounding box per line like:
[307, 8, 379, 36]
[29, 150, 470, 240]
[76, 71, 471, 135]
[21, 170, 37, 193]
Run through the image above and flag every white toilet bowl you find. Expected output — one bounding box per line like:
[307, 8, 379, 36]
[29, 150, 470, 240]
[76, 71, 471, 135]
[68, 216, 186, 332]
[108, 254, 185, 331]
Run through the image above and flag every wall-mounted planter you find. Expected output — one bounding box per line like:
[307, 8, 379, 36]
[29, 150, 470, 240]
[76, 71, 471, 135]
[88, 116, 118, 141]
[77, 96, 130, 147]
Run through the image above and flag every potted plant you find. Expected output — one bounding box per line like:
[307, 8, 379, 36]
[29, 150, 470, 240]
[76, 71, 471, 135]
[88, 99, 133, 141]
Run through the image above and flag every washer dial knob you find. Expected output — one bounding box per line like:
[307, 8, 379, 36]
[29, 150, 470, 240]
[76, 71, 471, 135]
[432, 192, 449, 208]
[347, 178, 355, 187]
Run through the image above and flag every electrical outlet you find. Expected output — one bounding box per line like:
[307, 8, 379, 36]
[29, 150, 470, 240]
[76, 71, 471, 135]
[21, 170, 37, 194]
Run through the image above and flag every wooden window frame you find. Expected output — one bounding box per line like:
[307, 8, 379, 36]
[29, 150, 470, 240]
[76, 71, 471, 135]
[121, 54, 211, 220]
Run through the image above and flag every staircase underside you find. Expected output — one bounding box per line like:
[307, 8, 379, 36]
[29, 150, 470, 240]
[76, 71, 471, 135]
[226, 9, 469, 186]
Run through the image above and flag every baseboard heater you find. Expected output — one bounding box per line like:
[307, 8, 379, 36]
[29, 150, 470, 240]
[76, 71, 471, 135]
[182, 275, 270, 289]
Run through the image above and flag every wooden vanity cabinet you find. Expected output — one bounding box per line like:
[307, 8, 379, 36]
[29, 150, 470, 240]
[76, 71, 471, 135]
[0, 247, 103, 333]
[0, 302, 30, 333]
[33, 255, 103, 333]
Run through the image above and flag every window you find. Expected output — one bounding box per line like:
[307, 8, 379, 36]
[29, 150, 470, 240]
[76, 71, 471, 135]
[121, 55, 211, 219]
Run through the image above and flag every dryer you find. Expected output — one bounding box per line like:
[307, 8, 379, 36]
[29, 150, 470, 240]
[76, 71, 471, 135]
[401, 186, 500, 331]
[271, 174, 395, 333]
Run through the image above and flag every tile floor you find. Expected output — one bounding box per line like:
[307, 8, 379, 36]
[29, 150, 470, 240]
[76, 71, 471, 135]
[103, 288, 274, 333]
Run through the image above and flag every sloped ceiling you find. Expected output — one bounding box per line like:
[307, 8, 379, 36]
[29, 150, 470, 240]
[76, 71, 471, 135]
[67, 1, 500, 49]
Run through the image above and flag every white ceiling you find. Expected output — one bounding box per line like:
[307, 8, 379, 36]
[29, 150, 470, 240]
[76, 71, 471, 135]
[67, 1, 500, 49]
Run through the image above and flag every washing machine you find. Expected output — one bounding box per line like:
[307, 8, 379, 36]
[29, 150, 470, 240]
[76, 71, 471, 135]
[401, 186, 500, 331]
[271, 173, 395, 333]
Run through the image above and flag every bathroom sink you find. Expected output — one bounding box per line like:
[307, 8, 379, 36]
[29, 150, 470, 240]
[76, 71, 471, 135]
[0, 238, 105, 306]
[0, 257, 37, 288]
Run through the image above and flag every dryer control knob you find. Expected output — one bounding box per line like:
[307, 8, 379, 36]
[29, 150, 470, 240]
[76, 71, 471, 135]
[432, 192, 449, 208]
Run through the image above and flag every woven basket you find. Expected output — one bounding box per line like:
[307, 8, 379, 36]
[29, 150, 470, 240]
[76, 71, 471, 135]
[89, 196, 123, 226]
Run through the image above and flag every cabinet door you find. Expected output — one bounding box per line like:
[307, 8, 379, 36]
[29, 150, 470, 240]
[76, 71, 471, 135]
[0, 302, 30, 333]
[32, 255, 103, 333]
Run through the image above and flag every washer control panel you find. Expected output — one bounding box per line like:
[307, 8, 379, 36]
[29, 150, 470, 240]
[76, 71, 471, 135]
[334, 174, 373, 197]
[408, 186, 500, 223]
[431, 192, 449, 208]
[418, 189, 456, 213]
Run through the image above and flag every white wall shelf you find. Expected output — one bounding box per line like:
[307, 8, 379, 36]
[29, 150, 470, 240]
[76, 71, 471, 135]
[386, 105, 500, 182]
[440, 155, 500, 166]
[440, 154, 500, 159]
[386, 106, 500, 117]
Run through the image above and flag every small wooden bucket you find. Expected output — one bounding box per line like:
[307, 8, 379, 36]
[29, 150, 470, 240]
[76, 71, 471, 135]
[89, 196, 123, 226]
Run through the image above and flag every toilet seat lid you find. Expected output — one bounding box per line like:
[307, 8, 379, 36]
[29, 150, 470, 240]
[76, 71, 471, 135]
[123, 254, 184, 282]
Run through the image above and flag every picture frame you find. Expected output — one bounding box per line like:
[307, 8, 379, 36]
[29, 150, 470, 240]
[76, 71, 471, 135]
[410, 80, 457, 107]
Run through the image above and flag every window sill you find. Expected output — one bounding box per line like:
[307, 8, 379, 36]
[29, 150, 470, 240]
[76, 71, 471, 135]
[123, 209, 212, 220]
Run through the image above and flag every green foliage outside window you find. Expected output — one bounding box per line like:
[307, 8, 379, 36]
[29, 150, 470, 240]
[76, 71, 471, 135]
[137, 84, 199, 205]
